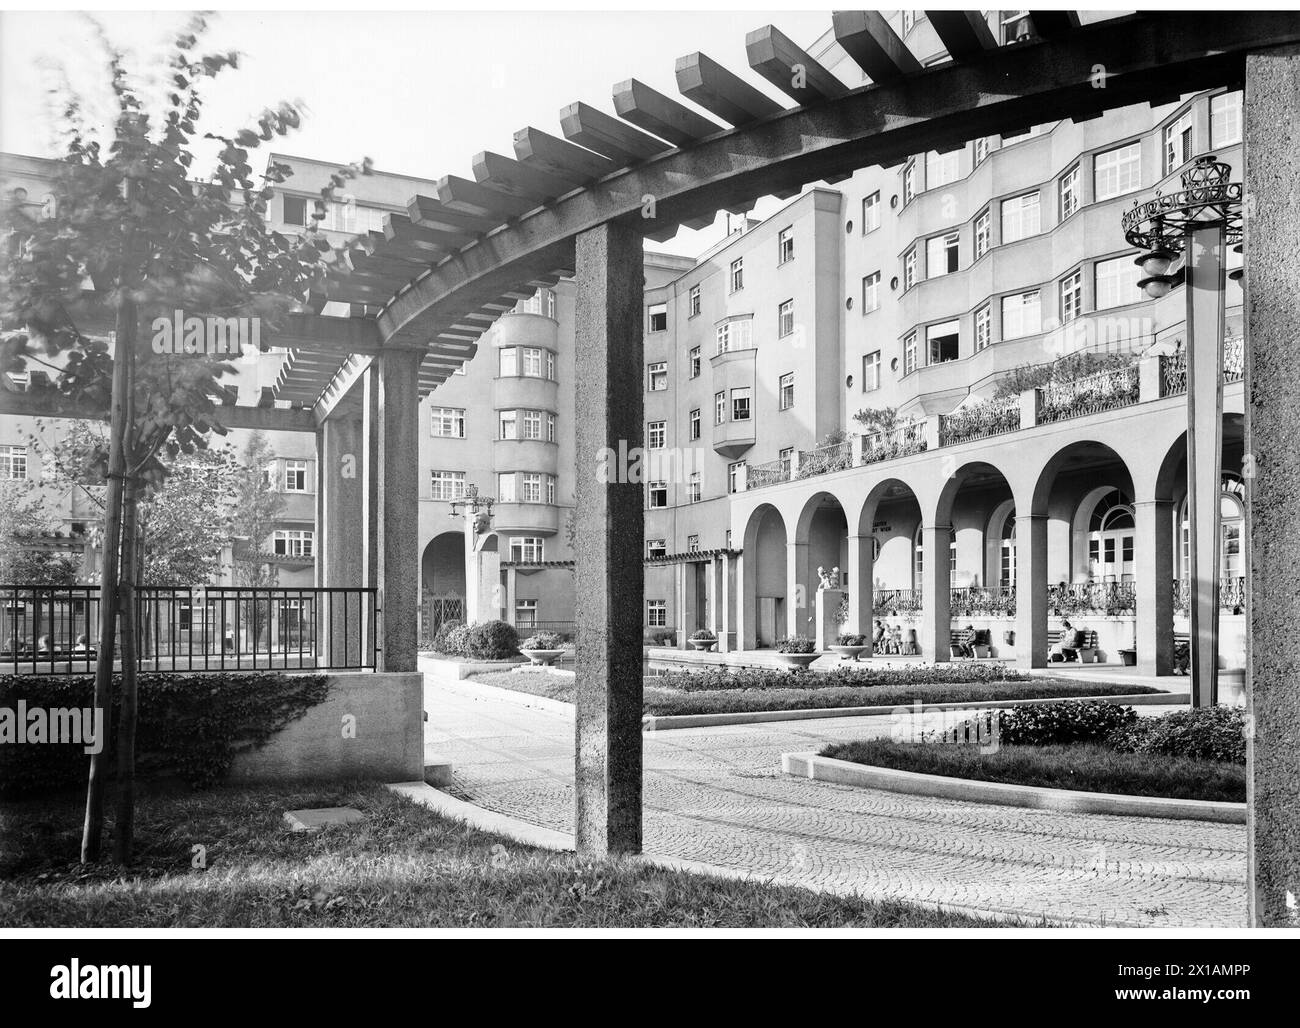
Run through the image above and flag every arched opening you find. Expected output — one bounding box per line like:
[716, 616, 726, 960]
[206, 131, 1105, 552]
[1178, 473, 1246, 582]
[741, 504, 787, 648]
[1087, 488, 1136, 584]
[421, 531, 466, 632]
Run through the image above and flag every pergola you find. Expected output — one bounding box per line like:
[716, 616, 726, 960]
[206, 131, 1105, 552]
[7, 10, 1298, 925]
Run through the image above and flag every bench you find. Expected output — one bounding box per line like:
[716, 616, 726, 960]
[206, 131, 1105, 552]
[1048, 628, 1098, 663]
[950, 628, 995, 659]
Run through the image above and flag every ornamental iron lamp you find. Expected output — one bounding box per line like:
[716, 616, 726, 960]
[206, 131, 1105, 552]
[1122, 154, 1244, 707]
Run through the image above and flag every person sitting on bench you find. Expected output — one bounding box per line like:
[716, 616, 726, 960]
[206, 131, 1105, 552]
[1050, 619, 1084, 662]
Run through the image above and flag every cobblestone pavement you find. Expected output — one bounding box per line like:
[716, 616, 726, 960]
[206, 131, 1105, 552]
[423, 680, 1246, 927]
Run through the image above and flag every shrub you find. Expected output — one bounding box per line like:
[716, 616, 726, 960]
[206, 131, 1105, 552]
[465, 620, 519, 660]
[431, 620, 464, 655]
[690, 629, 716, 641]
[836, 633, 867, 646]
[994, 700, 1138, 746]
[777, 635, 817, 654]
[1107, 705, 1247, 765]
[521, 631, 564, 650]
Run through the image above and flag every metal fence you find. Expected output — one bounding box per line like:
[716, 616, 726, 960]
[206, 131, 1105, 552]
[0, 585, 377, 674]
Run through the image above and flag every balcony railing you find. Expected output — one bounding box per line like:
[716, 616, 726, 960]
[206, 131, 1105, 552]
[862, 421, 927, 465]
[0, 585, 377, 675]
[938, 396, 1021, 448]
[872, 588, 922, 616]
[1047, 581, 1136, 616]
[950, 586, 1017, 617]
[746, 458, 790, 490]
[1174, 576, 1246, 616]
[1036, 363, 1140, 425]
[1158, 336, 1246, 397]
[796, 439, 852, 479]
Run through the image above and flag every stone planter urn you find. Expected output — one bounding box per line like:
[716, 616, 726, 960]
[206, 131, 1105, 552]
[829, 644, 868, 662]
[520, 648, 565, 667]
[775, 652, 820, 672]
[688, 637, 717, 652]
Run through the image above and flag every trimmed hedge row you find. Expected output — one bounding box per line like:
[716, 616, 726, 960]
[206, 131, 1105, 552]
[657, 662, 1037, 694]
[427, 620, 520, 660]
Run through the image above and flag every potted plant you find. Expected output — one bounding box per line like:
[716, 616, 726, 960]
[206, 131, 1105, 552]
[519, 631, 566, 666]
[829, 632, 868, 662]
[774, 635, 820, 671]
[688, 628, 717, 652]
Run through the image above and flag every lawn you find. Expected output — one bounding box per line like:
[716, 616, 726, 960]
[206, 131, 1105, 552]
[820, 739, 1245, 803]
[468, 669, 1161, 718]
[0, 781, 1014, 928]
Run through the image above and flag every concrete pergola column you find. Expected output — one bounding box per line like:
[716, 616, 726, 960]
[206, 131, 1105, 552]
[376, 347, 422, 673]
[316, 413, 365, 665]
[1134, 499, 1174, 677]
[718, 552, 732, 653]
[573, 221, 643, 857]
[919, 524, 952, 662]
[786, 539, 810, 639]
[1244, 45, 1300, 928]
[846, 534, 874, 639]
[1014, 512, 1048, 669]
[736, 550, 756, 650]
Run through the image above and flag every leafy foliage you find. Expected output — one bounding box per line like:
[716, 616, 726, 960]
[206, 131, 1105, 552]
[1106, 705, 1247, 765]
[992, 350, 1140, 400]
[465, 620, 519, 660]
[228, 431, 285, 588]
[776, 635, 817, 654]
[988, 700, 1138, 746]
[0, 480, 80, 584]
[689, 629, 716, 641]
[521, 631, 565, 650]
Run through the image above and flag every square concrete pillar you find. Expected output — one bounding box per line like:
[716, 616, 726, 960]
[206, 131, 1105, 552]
[1134, 499, 1174, 676]
[846, 534, 874, 638]
[573, 221, 644, 857]
[786, 540, 810, 639]
[317, 413, 365, 666]
[719, 552, 733, 653]
[376, 347, 422, 673]
[1014, 513, 1048, 669]
[919, 524, 952, 662]
[361, 362, 381, 658]
[1245, 45, 1300, 927]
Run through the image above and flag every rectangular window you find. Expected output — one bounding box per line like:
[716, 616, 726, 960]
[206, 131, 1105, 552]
[925, 149, 959, 190]
[778, 226, 794, 264]
[515, 599, 538, 626]
[1060, 164, 1080, 221]
[926, 231, 959, 277]
[499, 410, 518, 440]
[1, 444, 28, 480]
[1094, 142, 1142, 201]
[648, 421, 666, 449]
[974, 136, 990, 165]
[903, 247, 917, 290]
[497, 473, 517, 503]
[777, 299, 794, 338]
[1164, 111, 1194, 175]
[903, 332, 918, 375]
[779, 447, 794, 477]
[546, 475, 556, 504]
[688, 345, 701, 378]
[1095, 254, 1143, 311]
[688, 472, 702, 504]
[431, 406, 465, 438]
[1211, 91, 1242, 148]
[728, 463, 743, 494]
[731, 387, 751, 422]
[522, 410, 543, 440]
[522, 347, 543, 377]
[974, 208, 990, 259]
[903, 161, 916, 206]
[510, 537, 545, 562]
[926, 319, 959, 365]
[715, 318, 753, 354]
[687, 534, 700, 552]
[1000, 192, 1040, 243]
[647, 361, 668, 391]
[1001, 290, 1042, 339]
[546, 350, 555, 380]
[647, 600, 667, 627]
[689, 408, 701, 440]
[688, 284, 701, 317]
[648, 302, 667, 332]
[547, 413, 556, 442]
[862, 191, 881, 233]
[648, 481, 668, 508]
[729, 257, 744, 292]
[862, 271, 880, 312]
[862, 351, 881, 391]
[282, 195, 307, 225]
[647, 538, 668, 558]
[715, 391, 726, 425]
[1060, 269, 1083, 323]
[521, 473, 543, 503]
[283, 459, 310, 492]
[499, 347, 517, 377]
[273, 529, 313, 557]
[430, 470, 466, 501]
[778, 373, 794, 410]
[975, 305, 991, 352]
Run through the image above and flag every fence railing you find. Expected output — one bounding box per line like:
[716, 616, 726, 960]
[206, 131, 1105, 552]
[872, 588, 922, 616]
[1158, 337, 1246, 397]
[796, 439, 853, 479]
[1174, 576, 1246, 616]
[745, 458, 791, 490]
[1036, 363, 1140, 425]
[939, 396, 1021, 448]
[517, 620, 576, 642]
[862, 421, 927, 465]
[0, 585, 377, 674]
[950, 586, 1017, 617]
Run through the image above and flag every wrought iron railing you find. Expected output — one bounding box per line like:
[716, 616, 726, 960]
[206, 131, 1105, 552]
[518, 620, 576, 642]
[862, 421, 927, 465]
[745, 458, 790, 490]
[872, 589, 922, 616]
[796, 439, 852, 479]
[0, 585, 377, 674]
[950, 586, 1017, 617]
[1046, 581, 1137, 616]
[1159, 337, 1246, 397]
[938, 396, 1022, 448]
[1174, 576, 1246, 616]
[1036, 363, 1140, 425]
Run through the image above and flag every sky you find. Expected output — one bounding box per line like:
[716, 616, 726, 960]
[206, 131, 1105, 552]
[0, 7, 836, 256]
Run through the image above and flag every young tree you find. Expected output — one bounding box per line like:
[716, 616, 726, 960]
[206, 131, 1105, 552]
[0, 14, 369, 863]
[229, 430, 285, 650]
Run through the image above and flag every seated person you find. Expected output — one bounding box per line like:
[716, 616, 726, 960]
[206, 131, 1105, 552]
[889, 624, 903, 654]
[1050, 619, 1083, 662]
[873, 619, 888, 653]
[953, 624, 976, 659]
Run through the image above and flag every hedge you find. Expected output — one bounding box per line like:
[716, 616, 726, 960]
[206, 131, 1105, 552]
[1106, 705, 1247, 765]
[657, 662, 1037, 694]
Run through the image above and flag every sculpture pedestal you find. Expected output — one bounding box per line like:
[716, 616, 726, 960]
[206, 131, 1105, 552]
[815, 588, 845, 652]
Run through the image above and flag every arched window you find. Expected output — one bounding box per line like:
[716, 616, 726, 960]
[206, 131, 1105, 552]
[1179, 474, 1246, 581]
[912, 525, 956, 590]
[1088, 489, 1135, 583]
[1000, 515, 1017, 588]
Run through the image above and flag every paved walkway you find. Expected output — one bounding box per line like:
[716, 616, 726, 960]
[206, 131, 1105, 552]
[423, 678, 1245, 927]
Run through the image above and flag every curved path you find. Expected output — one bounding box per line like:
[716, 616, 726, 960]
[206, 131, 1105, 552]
[423, 679, 1245, 927]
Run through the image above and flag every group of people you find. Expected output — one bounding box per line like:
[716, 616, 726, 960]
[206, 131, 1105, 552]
[872, 619, 918, 655]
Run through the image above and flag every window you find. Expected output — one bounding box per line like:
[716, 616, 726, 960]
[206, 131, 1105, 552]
[273, 529, 313, 557]
[688, 472, 702, 503]
[499, 348, 517, 377]
[546, 350, 555, 380]
[648, 302, 667, 332]
[689, 408, 701, 440]
[687, 534, 700, 552]
[520, 473, 542, 503]
[1000, 192, 1040, 243]
[862, 351, 881, 392]
[926, 320, 959, 365]
[715, 318, 753, 354]
[975, 305, 991, 352]
[778, 226, 794, 264]
[282, 195, 307, 225]
[974, 208, 990, 259]
[926, 232, 959, 277]
[974, 136, 990, 165]
[688, 284, 701, 317]
[1059, 270, 1083, 324]
[431, 406, 465, 438]
[497, 473, 517, 503]
[1001, 291, 1042, 339]
[729, 257, 744, 292]
[1095, 254, 1142, 311]
[647, 600, 667, 627]
[688, 346, 701, 378]
[283, 459, 310, 492]
[1164, 111, 1194, 175]
[647, 538, 668, 558]
[715, 391, 727, 425]
[499, 410, 518, 440]
[521, 409, 543, 440]
[1211, 91, 1242, 148]
[1001, 10, 1032, 44]
[547, 413, 556, 442]
[1, 444, 27, 479]
[510, 537, 545, 562]
[1060, 164, 1080, 221]
[515, 599, 538, 626]
[777, 299, 794, 338]
[862, 271, 880, 312]
[522, 347, 543, 377]
[1095, 142, 1142, 201]
[728, 462, 743, 494]
[648, 421, 666, 449]
[903, 161, 916, 206]
[903, 332, 918, 375]
[903, 246, 917, 290]
[779, 373, 794, 410]
[779, 447, 794, 477]
[925, 150, 959, 190]
[648, 481, 668, 508]
[647, 361, 668, 391]
[862, 191, 881, 233]
[547, 475, 556, 504]
[731, 387, 751, 422]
